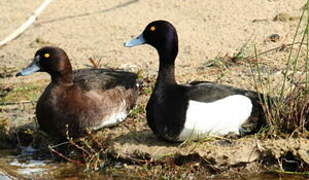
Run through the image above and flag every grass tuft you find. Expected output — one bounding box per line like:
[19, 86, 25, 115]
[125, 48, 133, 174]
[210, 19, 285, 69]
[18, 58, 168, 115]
[252, 0, 309, 137]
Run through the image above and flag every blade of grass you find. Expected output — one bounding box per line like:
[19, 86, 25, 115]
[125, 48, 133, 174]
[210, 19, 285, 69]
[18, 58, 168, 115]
[280, 6, 307, 98]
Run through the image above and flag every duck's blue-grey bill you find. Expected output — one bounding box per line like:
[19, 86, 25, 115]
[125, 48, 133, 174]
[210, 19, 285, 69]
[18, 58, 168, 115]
[16, 59, 40, 76]
[124, 34, 145, 47]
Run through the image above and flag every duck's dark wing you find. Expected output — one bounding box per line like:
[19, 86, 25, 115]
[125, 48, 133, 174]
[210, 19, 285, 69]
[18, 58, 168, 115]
[73, 68, 138, 91]
[185, 81, 265, 103]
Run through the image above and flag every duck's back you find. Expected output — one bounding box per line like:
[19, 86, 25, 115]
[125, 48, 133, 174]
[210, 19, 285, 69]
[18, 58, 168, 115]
[73, 68, 138, 91]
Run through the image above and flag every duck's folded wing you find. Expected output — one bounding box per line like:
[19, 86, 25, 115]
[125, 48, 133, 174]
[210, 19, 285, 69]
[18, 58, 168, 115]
[73, 68, 138, 91]
[185, 81, 265, 103]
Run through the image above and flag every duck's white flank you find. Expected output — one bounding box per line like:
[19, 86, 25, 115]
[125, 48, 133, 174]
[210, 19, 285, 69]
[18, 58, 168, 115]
[178, 95, 252, 141]
[99, 111, 127, 128]
[94, 100, 128, 129]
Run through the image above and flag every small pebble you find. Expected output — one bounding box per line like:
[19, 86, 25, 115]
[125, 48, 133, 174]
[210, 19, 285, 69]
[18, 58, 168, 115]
[268, 34, 280, 42]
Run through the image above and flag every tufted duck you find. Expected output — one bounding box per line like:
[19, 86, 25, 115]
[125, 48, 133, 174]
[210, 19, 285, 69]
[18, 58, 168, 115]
[124, 20, 267, 142]
[16, 46, 139, 138]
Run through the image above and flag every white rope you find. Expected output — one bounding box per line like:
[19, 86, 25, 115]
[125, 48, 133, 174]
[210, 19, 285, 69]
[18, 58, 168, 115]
[0, 0, 54, 47]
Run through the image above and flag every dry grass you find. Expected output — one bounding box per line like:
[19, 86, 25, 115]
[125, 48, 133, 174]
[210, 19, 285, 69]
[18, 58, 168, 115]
[264, 88, 309, 135]
[252, 2, 309, 138]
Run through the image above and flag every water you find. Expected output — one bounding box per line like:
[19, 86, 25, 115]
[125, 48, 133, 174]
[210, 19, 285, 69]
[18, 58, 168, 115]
[0, 147, 89, 179]
[0, 147, 307, 179]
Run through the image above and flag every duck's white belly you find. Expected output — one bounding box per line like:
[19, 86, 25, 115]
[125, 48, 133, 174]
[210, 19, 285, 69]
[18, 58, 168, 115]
[178, 95, 252, 141]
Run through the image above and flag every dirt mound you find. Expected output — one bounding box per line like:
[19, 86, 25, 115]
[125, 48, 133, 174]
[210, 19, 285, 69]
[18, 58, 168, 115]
[111, 130, 309, 174]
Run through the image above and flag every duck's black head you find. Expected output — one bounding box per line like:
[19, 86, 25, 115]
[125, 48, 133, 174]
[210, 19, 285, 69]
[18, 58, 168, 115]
[125, 20, 178, 64]
[16, 46, 73, 84]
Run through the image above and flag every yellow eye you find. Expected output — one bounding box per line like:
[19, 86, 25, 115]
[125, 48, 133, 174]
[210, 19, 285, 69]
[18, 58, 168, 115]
[44, 53, 50, 58]
[150, 26, 156, 31]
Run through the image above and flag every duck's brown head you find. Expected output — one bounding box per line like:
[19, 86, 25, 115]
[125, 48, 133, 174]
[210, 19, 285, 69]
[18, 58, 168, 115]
[17, 46, 73, 84]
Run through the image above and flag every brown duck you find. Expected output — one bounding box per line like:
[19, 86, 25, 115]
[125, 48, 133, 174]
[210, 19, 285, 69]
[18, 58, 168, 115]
[16, 46, 139, 138]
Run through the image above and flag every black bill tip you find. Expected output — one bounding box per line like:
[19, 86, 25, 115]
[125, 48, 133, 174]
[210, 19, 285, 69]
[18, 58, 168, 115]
[16, 72, 22, 77]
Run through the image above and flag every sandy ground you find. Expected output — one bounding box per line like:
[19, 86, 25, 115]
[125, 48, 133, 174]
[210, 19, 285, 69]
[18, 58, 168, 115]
[0, 0, 307, 81]
[0, 1, 308, 178]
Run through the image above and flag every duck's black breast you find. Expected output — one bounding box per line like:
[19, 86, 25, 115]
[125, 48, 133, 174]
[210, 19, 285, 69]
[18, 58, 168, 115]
[146, 85, 189, 141]
[36, 68, 139, 138]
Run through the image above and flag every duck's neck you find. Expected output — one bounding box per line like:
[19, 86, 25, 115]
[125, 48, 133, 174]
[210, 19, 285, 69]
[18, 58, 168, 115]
[155, 45, 178, 88]
[50, 68, 73, 86]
